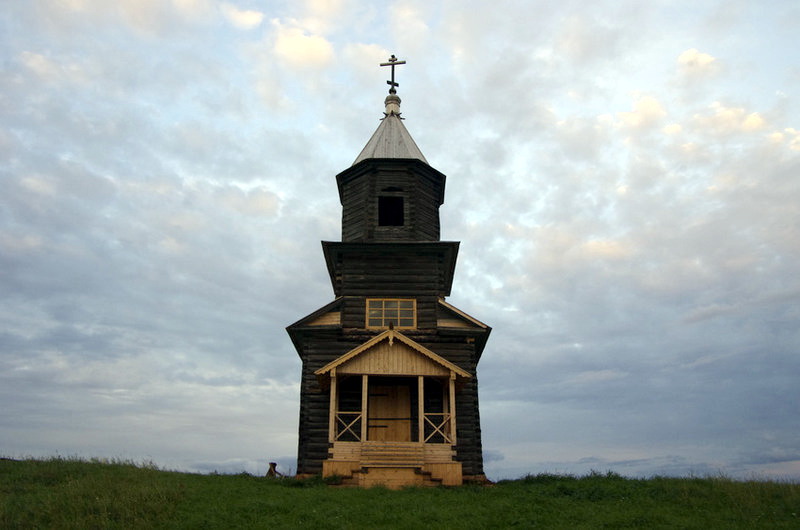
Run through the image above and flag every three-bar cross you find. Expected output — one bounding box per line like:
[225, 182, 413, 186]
[380, 55, 406, 94]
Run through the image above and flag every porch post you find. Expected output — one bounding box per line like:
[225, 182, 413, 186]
[328, 368, 337, 444]
[418, 375, 425, 443]
[449, 371, 457, 444]
[361, 374, 369, 442]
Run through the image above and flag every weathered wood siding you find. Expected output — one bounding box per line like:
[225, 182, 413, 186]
[338, 160, 445, 243]
[324, 242, 459, 299]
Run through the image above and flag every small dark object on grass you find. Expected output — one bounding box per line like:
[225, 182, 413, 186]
[266, 462, 283, 478]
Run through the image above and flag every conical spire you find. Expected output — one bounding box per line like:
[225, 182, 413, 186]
[352, 55, 428, 166]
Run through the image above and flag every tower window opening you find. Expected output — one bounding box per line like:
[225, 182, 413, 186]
[378, 196, 404, 226]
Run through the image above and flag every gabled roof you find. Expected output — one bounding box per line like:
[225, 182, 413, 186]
[352, 95, 428, 166]
[286, 298, 343, 330]
[285, 298, 343, 355]
[437, 299, 490, 329]
[315, 328, 471, 380]
[436, 298, 492, 362]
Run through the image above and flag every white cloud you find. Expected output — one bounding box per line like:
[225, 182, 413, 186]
[389, 2, 430, 54]
[692, 102, 768, 135]
[220, 3, 264, 29]
[581, 239, 633, 260]
[19, 51, 60, 80]
[271, 19, 334, 69]
[298, 0, 348, 34]
[618, 95, 667, 129]
[769, 128, 800, 151]
[557, 14, 621, 64]
[219, 187, 281, 217]
[677, 48, 718, 77]
[304, 0, 345, 18]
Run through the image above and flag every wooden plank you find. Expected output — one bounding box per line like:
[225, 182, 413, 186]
[328, 371, 337, 443]
[322, 460, 360, 478]
[307, 311, 341, 326]
[423, 443, 456, 463]
[337, 342, 450, 376]
[422, 463, 462, 486]
[360, 375, 368, 442]
[417, 376, 424, 444]
[449, 371, 457, 445]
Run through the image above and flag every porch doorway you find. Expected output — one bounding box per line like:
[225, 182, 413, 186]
[368, 380, 412, 442]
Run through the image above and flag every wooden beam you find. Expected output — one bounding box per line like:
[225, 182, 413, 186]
[328, 369, 337, 444]
[418, 376, 424, 443]
[449, 371, 457, 445]
[361, 374, 369, 442]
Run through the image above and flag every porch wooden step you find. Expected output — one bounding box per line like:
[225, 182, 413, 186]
[360, 442, 424, 466]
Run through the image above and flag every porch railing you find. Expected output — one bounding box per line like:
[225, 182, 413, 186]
[336, 411, 452, 443]
[335, 411, 362, 441]
[423, 412, 452, 443]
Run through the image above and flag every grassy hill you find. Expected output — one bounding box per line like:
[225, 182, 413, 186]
[1, 457, 797, 528]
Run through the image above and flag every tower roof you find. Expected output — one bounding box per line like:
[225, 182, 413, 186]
[352, 94, 428, 166]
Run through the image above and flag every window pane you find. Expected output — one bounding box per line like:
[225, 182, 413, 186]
[366, 298, 415, 328]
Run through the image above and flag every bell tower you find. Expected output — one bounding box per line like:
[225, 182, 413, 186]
[288, 56, 491, 487]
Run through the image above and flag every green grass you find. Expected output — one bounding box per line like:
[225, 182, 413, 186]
[1, 458, 798, 529]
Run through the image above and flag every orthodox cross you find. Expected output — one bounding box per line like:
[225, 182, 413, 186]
[380, 55, 406, 94]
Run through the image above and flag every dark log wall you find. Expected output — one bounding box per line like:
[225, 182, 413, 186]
[340, 175, 369, 242]
[324, 242, 459, 299]
[338, 252, 444, 296]
[295, 330, 362, 475]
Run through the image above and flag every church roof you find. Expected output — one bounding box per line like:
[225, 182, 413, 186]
[352, 94, 428, 166]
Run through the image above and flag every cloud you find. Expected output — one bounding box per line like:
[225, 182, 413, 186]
[692, 102, 767, 135]
[271, 20, 334, 69]
[220, 3, 264, 29]
[769, 128, 800, 151]
[389, 3, 430, 55]
[618, 95, 667, 130]
[556, 14, 622, 65]
[677, 48, 718, 76]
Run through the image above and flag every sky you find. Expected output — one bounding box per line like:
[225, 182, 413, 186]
[1, 0, 798, 481]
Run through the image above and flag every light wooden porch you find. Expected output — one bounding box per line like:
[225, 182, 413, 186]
[314, 329, 471, 487]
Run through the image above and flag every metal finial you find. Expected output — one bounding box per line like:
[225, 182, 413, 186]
[380, 54, 406, 95]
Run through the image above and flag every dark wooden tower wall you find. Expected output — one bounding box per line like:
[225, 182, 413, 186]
[337, 159, 446, 243]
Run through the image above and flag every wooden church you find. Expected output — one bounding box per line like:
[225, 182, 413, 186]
[287, 56, 491, 487]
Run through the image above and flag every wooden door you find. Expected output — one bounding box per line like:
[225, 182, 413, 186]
[368, 385, 411, 441]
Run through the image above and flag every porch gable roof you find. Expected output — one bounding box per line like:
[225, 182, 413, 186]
[314, 329, 471, 379]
